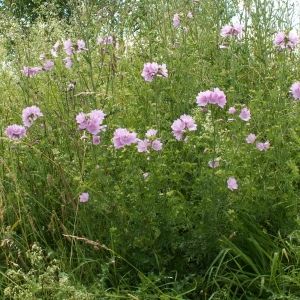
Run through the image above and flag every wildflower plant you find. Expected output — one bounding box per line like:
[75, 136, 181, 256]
[0, 0, 300, 298]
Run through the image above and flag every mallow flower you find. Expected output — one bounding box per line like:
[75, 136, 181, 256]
[22, 106, 43, 127]
[196, 88, 226, 108]
[141, 62, 168, 82]
[221, 23, 243, 39]
[113, 128, 138, 150]
[171, 115, 197, 140]
[290, 82, 300, 99]
[173, 13, 180, 27]
[79, 192, 89, 202]
[274, 30, 298, 50]
[239, 107, 251, 121]
[227, 177, 238, 190]
[5, 125, 27, 140]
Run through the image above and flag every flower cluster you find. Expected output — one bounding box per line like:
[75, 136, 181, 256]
[20, 66, 43, 77]
[171, 114, 197, 140]
[196, 88, 227, 108]
[64, 39, 88, 55]
[5, 106, 43, 140]
[221, 23, 243, 39]
[137, 129, 162, 153]
[141, 62, 168, 82]
[246, 134, 270, 151]
[274, 30, 298, 50]
[113, 128, 138, 150]
[256, 141, 270, 151]
[76, 110, 106, 145]
[97, 35, 113, 45]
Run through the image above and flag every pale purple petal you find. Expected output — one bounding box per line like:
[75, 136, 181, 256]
[291, 82, 300, 99]
[246, 133, 256, 144]
[173, 13, 180, 27]
[227, 177, 238, 190]
[145, 129, 157, 137]
[44, 60, 54, 70]
[239, 108, 251, 121]
[79, 192, 89, 202]
[137, 139, 150, 153]
[151, 139, 163, 151]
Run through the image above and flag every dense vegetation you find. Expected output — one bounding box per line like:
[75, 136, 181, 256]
[0, 0, 300, 298]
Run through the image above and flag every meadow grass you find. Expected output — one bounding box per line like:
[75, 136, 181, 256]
[0, 0, 300, 299]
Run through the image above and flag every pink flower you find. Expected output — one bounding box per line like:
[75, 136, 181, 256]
[77, 39, 88, 52]
[291, 82, 300, 99]
[141, 62, 159, 82]
[180, 114, 197, 130]
[39, 53, 45, 60]
[92, 135, 100, 145]
[171, 119, 186, 140]
[21, 66, 43, 77]
[221, 23, 243, 39]
[187, 12, 193, 18]
[287, 30, 298, 48]
[246, 133, 256, 144]
[113, 128, 138, 149]
[143, 173, 149, 179]
[173, 13, 180, 27]
[5, 125, 27, 140]
[157, 63, 168, 78]
[137, 139, 150, 153]
[256, 141, 270, 151]
[232, 23, 243, 38]
[151, 139, 163, 151]
[274, 32, 285, 47]
[22, 106, 43, 127]
[146, 129, 157, 137]
[183, 27, 188, 32]
[239, 107, 251, 121]
[208, 159, 220, 168]
[79, 192, 89, 202]
[63, 57, 72, 68]
[212, 87, 227, 108]
[196, 90, 213, 106]
[228, 107, 236, 114]
[76, 110, 106, 135]
[172, 115, 197, 140]
[274, 30, 298, 50]
[227, 177, 238, 190]
[141, 62, 168, 81]
[43, 60, 54, 70]
[64, 39, 73, 55]
[221, 24, 232, 37]
[98, 35, 113, 45]
[196, 88, 226, 107]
